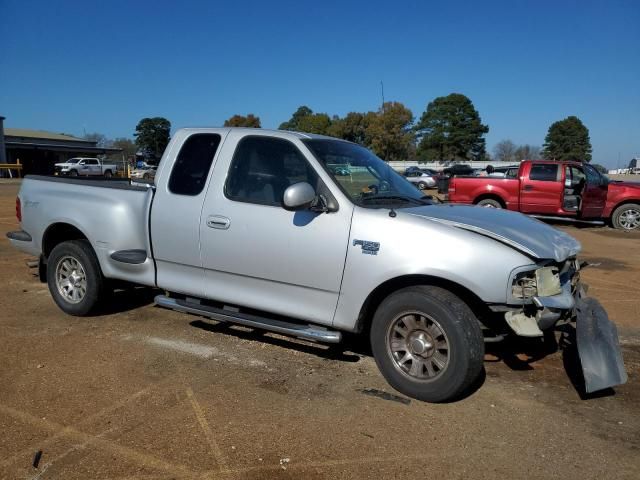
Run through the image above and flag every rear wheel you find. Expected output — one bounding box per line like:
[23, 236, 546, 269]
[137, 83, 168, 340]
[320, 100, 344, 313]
[476, 198, 502, 208]
[370, 286, 484, 403]
[612, 203, 640, 231]
[47, 240, 106, 316]
[417, 181, 427, 190]
[104, 170, 113, 178]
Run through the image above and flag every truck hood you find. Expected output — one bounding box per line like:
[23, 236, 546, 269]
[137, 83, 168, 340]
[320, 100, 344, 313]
[404, 204, 581, 262]
[55, 163, 74, 167]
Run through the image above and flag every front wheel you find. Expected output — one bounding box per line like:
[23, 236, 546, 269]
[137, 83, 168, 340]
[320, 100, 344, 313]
[47, 240, 106, 316]
[70, 170, 79, 177]
[370, 286, 484, 403]
[612, 203, 640, 231]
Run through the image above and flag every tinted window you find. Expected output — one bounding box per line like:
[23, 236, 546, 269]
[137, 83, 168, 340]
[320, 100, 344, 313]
[529, 164, 559, 182]
[87, 159, 98, 165]
[225, 136, 318, 207]
[584, 164, 603, 185]
[168, 133, 221, 195]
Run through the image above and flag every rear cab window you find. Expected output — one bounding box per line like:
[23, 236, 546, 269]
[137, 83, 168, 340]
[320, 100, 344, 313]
[168, 133, 222, 195]
[529, 163, 560, 182]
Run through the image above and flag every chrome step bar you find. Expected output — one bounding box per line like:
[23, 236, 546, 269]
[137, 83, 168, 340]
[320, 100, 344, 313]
[154, 295, 342, 344]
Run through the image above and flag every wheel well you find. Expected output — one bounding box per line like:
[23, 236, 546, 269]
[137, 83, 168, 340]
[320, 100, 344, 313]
[42, 223, 88, 258]
[473, 194, 505, 207]
[612, 200, 640, 214]
[355, 275, 490, 334]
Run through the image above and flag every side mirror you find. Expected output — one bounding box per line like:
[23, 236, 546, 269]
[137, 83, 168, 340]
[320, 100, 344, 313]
[283, 182, 316, 211]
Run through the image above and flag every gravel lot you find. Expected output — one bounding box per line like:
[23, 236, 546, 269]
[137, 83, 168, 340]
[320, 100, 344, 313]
[0, 181, 638, 479]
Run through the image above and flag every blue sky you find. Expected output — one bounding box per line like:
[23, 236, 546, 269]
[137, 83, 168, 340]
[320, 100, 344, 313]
[1, 0, 638, 167]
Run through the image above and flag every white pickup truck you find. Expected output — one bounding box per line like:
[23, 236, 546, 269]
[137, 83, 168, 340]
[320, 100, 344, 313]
[54, 157, 117, 177]
[7, 128, 627, 402]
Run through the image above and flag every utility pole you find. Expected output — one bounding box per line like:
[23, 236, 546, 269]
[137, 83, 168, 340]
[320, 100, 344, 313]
[380, 81, 385, 112]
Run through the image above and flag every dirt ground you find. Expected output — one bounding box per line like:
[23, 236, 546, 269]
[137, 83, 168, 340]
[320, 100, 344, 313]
[0, 180, 638, 480]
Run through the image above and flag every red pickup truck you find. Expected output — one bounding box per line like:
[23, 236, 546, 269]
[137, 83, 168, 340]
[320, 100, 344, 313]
[447, 160, 640, 230]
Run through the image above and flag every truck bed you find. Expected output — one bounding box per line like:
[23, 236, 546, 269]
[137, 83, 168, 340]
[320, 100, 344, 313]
[16, 175, 156, 286]
[448, 176, 520, 209]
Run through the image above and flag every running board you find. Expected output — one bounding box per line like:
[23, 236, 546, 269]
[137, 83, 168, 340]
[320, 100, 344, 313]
[154, 295, 342, 344]
[530, 215, 605, 226]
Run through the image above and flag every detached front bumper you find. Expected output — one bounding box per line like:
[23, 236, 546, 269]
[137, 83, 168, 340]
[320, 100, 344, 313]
[501, 278, 628, 393]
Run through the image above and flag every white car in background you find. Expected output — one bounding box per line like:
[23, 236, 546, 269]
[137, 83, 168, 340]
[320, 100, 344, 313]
[405, 170, 437, 189]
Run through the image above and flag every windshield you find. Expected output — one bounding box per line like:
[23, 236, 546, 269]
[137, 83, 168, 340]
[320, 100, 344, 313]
[303, 139, 430, 208]
[67, 158, 81, 164]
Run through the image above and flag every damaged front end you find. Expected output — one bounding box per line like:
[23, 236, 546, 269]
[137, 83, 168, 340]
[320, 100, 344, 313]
[495, 259, 628, 393]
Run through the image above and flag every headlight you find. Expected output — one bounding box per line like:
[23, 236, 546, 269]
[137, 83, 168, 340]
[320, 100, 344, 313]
[535, 266, 562, 296]
[512, 270, 537, 299]
[511, 266, 562, 300]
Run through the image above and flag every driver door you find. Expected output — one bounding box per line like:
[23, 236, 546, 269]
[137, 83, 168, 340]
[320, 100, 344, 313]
[199, 133, 353, 326]
[580, 164, 608, 218]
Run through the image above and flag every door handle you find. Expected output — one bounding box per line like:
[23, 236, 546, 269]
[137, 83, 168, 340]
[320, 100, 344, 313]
[206, 215, 231, 230]
[523, 185, 534, 191]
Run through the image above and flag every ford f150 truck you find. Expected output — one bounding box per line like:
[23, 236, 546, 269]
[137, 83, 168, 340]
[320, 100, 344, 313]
[7, 129, 627, 402]
[447, 160, 640, 230]
[54, 157, 117, 177]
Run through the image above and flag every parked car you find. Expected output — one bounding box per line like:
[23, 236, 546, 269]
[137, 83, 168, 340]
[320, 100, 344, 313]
[442, 164, 475, 177]
[405, 170, 437, 189]
[448, 160, 640, 230]
[130, 165, 157, 181]
[7, 128, 626, 402]
[54, 158, 117, 177]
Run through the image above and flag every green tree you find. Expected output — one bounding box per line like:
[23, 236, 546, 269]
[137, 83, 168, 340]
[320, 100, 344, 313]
[542, 116, 592, 162]
[134, 117, 171, 160]
[327, 111, 376, 146]
[278, 106, 314, 131]
[224, 114, 261, 128]
[366, 102, 415, 161]
[279, 106, 333, 135]
[416, 93, 489, 161]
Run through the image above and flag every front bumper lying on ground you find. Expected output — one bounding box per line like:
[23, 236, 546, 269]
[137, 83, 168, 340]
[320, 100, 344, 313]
[575, 290, 628, 393]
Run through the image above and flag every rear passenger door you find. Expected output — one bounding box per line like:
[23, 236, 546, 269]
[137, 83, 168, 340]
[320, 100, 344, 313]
[520, 163, 563, 214]
[199, 133, 353, 326]
[151, 131, 225, 297]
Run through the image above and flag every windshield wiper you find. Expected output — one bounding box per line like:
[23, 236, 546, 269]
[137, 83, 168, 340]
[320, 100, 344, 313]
[361, 194, 430, 206]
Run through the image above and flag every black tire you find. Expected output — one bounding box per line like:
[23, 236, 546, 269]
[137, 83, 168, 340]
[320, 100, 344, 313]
[46, 240, 106, 316]
[70, 170, 79, 177]
[476, 198, 502, 208]
[417, 181, 427, 190]
[104, 170, 113, 178]
[370, 286, 484, 403]
[611, 203, 640, 231]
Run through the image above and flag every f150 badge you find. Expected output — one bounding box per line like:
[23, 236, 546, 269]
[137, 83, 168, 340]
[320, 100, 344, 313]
[353, 239, 380, 255]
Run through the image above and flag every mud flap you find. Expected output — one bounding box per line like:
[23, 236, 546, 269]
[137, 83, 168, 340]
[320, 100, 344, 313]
[575, 296, 628, 393]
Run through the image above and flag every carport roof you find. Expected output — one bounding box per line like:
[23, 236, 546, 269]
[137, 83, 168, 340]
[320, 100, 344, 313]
[4, 128, 94, 142]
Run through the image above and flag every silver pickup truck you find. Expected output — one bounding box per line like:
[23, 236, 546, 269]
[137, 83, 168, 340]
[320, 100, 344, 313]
[7, 128, 627, 402]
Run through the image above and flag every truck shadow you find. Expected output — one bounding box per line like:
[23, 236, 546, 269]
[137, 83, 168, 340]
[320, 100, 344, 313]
[189, 319, 487, 402]
[91, 286, 161, 316]
[189, 319, 362, 363]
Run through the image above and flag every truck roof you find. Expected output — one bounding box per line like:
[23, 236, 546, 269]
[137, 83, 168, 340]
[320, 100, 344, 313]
[176, 127, 350, 142]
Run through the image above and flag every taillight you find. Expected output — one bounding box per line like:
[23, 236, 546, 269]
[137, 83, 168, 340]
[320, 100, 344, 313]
[16, 197, 21, 222]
